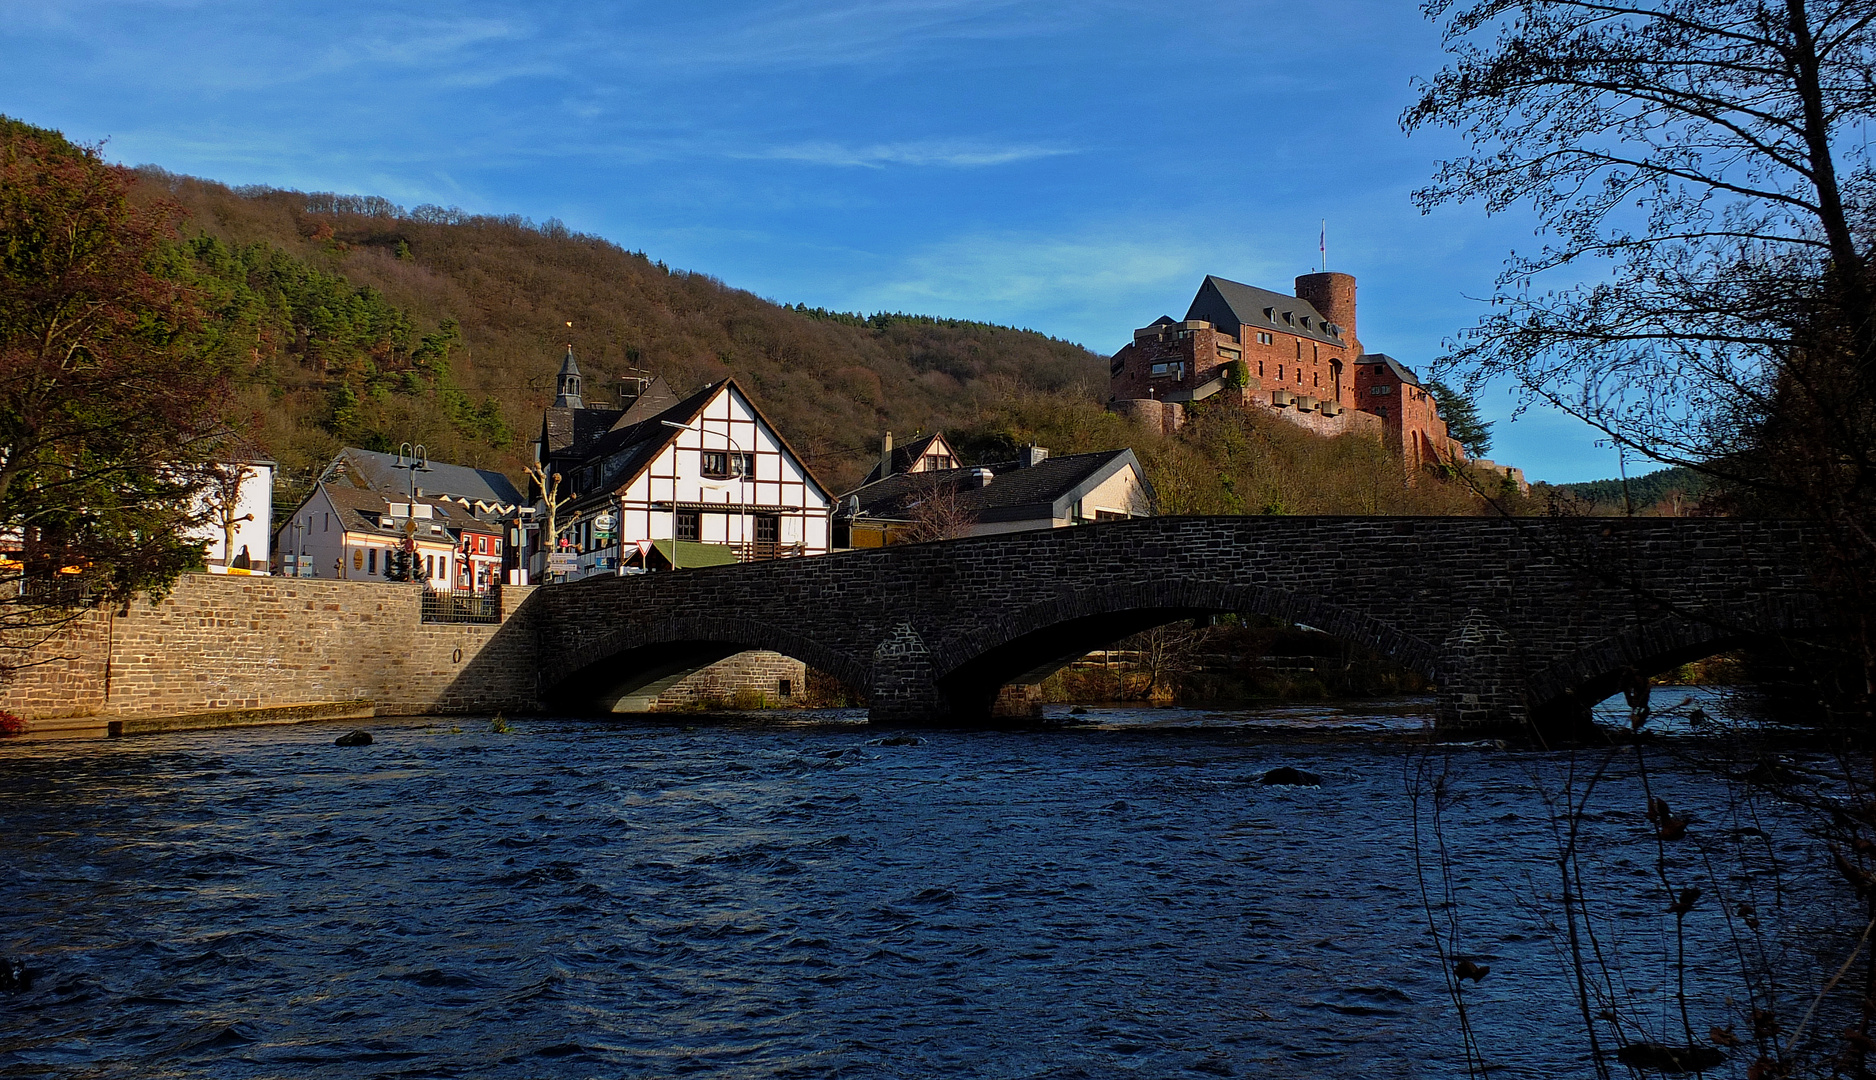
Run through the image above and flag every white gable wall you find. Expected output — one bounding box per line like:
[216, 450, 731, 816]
[566, 383, 832, 576]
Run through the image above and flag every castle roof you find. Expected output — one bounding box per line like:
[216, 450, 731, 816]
[1187, 276, 1345, 346]
[1361, 353, 1424, 388]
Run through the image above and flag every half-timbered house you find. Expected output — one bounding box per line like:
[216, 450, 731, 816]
[534, 359, 834, 580]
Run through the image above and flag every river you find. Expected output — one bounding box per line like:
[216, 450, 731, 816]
[0, 691, 1844, 1078]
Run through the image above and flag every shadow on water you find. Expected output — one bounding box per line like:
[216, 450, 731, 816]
[0, 687, 1829, 1078]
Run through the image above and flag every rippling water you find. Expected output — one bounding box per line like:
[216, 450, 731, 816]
[0, 692, 1840, 1078]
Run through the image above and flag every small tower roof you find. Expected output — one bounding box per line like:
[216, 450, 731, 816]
[554, 345, 585, 408]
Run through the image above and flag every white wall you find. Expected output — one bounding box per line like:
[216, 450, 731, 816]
[191, 463, 274, 569]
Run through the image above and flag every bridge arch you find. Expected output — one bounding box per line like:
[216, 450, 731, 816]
[925, 579, 1441, 717]
[1525, 603, 1813, 725]
[542, 614, 869, 714]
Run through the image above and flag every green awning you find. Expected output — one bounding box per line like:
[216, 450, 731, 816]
[648, 539, 737, 568]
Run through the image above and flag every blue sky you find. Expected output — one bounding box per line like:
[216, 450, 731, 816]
[4, 0, 1629, 482]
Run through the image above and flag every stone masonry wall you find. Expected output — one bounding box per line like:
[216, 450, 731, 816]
[1, 574, 543, 728]
[649, 650, 808, 710]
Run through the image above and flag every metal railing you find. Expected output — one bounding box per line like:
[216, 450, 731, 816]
[422, 586, 500, 624]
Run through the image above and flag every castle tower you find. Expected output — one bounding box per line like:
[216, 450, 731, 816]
[1294, 272, 1357, 350]
[554, 345, 584, 409]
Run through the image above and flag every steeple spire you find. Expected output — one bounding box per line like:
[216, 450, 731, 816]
[554, 322, 583, 408]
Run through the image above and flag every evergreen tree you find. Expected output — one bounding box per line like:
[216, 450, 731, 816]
[1425, 379, 1492, 458]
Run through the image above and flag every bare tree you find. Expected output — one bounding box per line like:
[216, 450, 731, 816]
[1407, 0, 1876, 709]
[901, 474, 975, 543]
[523, 460, 576, 562]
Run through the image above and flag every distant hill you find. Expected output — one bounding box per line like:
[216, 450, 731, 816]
[1549, 466, 1710, 513]
[134, 170, 1109, 505]
[96, 155, 1516, 524]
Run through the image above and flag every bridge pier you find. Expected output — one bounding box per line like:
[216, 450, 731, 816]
[1434, 612, 1532, 737]
[868, 622, 951, 726]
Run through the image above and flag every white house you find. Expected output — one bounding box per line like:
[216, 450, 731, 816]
[189, 455, 275, 574]
[274, 481, 502, 590]
[536, 363, 833, 580]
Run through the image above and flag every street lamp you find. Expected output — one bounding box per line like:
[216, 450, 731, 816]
[394, 443, 431, 586]
[663, 418, 751, 564]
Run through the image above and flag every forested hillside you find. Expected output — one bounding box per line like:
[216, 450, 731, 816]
[120, 163, 1524, 521]
[135, 169, 1107, 501]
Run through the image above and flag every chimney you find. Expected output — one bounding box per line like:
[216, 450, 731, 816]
[970, 467, 995, 488]
[1293, 272, 1357, 349]
[1019, 445, 1049, 468]
[880, 432, 894, 478]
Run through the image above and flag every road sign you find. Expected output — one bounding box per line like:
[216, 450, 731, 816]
[635, 539, 653, 557]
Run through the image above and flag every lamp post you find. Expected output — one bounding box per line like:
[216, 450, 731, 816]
[394, 443, 430, 585]
[662, 419, 751, 563]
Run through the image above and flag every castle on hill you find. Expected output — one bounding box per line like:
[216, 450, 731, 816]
[1108, 271, 1523, 487]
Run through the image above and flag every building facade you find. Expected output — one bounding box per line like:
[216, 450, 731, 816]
[1109, 272, 1469, 471]
[534, 350, 834, 581]
[837, 438, 1154, 547]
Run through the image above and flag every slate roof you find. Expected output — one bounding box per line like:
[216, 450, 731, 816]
[1361, 353, 1424, 388]
[541, 405, 626, 458]
[859, 432, 954, 485]
[554, 377, 834, 516]
[1186, 275, 1345, 346]
[840, 448, 1151, 525]
[314, 483, 502, 542]
[333, 447, 524, 510]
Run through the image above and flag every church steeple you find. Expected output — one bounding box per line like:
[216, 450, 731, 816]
[554, 341, 584, 409]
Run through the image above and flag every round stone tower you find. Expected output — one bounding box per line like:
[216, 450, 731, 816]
[1294, 272, 1357, 349]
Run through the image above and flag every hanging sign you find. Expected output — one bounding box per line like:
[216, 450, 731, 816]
[595, 513, 615, 530]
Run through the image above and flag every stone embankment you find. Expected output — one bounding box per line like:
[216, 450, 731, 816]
[2, 574, 541, 737]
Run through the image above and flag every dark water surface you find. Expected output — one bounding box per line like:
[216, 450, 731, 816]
[0, 694, 1834, 1078]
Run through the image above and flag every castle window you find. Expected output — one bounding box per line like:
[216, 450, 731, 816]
[1370, 385, 1393, 395]
[1301, 316, 1312, 329]
[1277, 365, 1284, 380]
[1219, 347, 1242, 361]
[1283, 311, 1294, 325]
[1257, 332, 1273, 345]
[1149, 362, 1184, 380]
[1258, 362, 1265, 376]
[1264, 307, 1275, 322]
[1313, 373, 1320, 387]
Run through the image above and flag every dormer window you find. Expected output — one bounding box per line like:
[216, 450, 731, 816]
[1263, 307, 1276, 322]
[1301, 316, 1312, 330]
[1283, 311, 1294, 325]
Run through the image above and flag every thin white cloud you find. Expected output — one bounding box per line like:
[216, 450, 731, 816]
[849, 225, 1264, 348]
[738, 139, 1074, 169]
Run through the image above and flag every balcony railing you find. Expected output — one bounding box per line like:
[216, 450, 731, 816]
[422, 586, 500, 624]
[733, 541, 805, 563]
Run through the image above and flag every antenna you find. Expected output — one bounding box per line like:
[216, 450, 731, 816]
[1320, 220, 1327, 272]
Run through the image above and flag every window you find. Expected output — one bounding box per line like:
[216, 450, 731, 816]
[368, 548, 377, 575]
[1283, 311, 1294, 325]
[1095, 510, 1128, 522]
[425, 554, 435, 579]
[1219, 347, 1242, 361]
[1263, 307, 1276, 322]
[702, 451, 754, 478]
[1257, 332, 1273, 345]
[1375, 405, 1389, 418]
[676, 510, 699, 542]
[1149, 361, 1184, 380]
[1296, 340, 1303, 358]
[1313, 373, 1320, 387]
[924, 453, 953, 471]
[1370, 385, 1393, 395]
[1277, 365, 1284, 380]
[1258, 361, 1265, 376]
[778, 678, 793, 698]
[755, 514, 779, 543]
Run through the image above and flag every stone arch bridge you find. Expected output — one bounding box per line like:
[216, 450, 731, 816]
[528, 516, 1821, 734]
